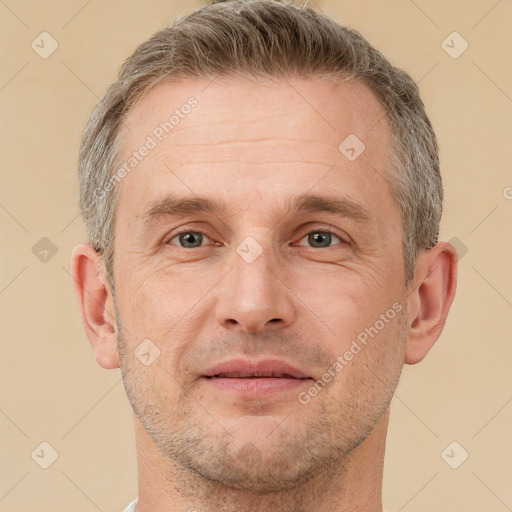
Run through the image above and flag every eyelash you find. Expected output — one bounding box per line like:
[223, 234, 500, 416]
[165, 227, 349, 248]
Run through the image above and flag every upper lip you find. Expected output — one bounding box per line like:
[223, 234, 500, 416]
[202, 359, 312, 379]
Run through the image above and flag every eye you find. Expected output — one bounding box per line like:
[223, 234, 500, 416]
[167, 231, 211, 248]
[297, 230, 344, 248]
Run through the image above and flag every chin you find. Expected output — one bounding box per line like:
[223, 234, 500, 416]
[150, 409, 339, 493]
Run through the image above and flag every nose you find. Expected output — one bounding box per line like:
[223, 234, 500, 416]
[214, 240, 295, 334]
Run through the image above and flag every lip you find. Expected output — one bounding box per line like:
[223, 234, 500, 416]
[202, 358, 311, 379]
[201, 358, 313, 396]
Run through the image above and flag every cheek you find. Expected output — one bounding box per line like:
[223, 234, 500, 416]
[296, 267, 403, 341]
[117, 261, 213, 329]
[115, 269, 220, 378]
[326, 308, 407, 407]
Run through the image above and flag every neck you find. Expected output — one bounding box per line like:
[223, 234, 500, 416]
[133, 409, 389, 512]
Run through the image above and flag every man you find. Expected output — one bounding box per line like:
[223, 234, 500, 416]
[70, 1, 457, 511]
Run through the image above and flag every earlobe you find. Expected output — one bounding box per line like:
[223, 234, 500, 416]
[405, 241, 458, 365]
[70, 244, 119, 369]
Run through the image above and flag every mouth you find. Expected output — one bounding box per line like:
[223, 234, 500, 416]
[207, 372, 307, 379]
[201, 359, 313, 395]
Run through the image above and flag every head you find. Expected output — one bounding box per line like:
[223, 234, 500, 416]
[71, 0, 457, 494]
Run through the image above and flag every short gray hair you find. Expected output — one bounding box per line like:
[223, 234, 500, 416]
[78, 0, 442, 289]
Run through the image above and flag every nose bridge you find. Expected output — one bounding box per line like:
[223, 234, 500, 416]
[215, 234, 295, 333]
[234, 235, 278, 298]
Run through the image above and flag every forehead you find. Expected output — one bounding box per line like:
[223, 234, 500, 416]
[122, 77, 389, 150]
[115, 77, 395, 228]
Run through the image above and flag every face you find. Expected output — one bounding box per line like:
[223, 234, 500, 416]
[112, 77, 409, 491]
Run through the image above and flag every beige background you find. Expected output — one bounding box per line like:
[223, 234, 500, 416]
[1, 0, 511, 511]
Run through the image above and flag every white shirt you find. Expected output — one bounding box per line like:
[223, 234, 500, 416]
[123, 499, 137, 512]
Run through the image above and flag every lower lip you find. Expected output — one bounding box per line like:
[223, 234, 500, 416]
[203, 377, 312, 395]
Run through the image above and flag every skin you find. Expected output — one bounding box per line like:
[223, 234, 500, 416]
[71, 77, 457, 512]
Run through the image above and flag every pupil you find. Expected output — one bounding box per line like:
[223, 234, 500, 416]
[180, 232, 202, 247]
[309, 232, 331, 247]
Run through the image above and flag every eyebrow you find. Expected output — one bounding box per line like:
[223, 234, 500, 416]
[143, 196, 228, 225]
[142, 193, 371, 228]
[288, 194, 371, 223]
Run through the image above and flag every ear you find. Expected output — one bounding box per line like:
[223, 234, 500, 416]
[70, 244, 119, 369]
[405, 241, 458, 365]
